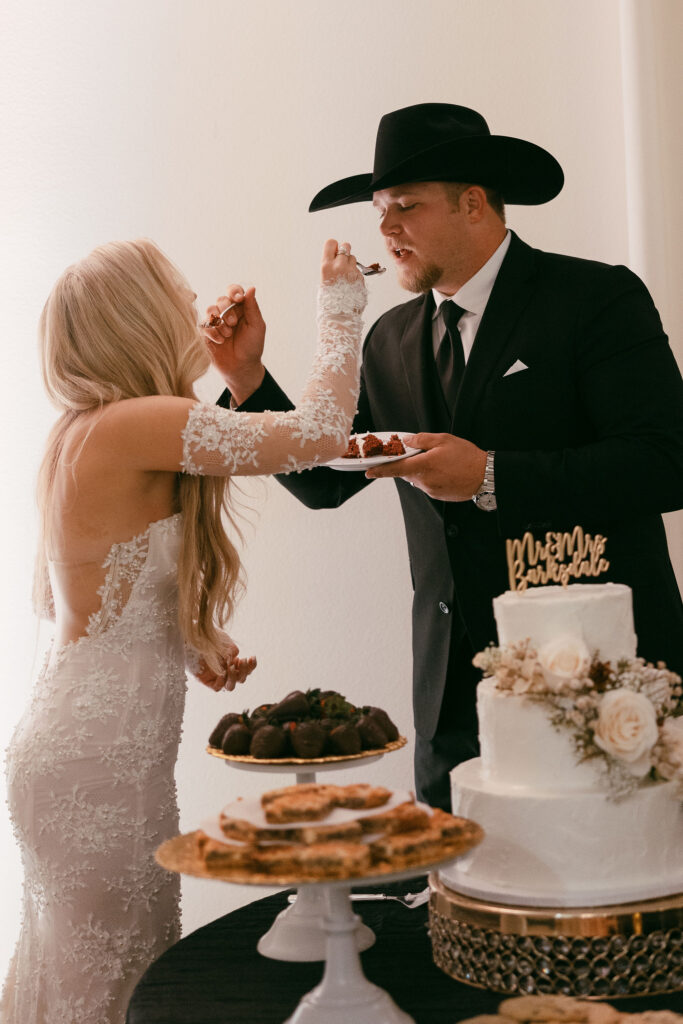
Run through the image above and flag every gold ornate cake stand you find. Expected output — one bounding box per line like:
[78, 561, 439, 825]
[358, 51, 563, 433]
[429, 873, 683, 1000]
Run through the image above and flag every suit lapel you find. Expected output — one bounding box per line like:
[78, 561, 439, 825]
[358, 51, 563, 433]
[452, 232, 537, 436]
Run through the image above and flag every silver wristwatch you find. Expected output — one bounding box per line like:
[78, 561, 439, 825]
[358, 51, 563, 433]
[473, 450, 497, 511]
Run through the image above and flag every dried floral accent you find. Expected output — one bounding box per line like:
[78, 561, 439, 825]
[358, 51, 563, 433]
[473, 640, 547, 695]
[653, 717, 683, 796]
[474, 641, 683, 799]
[588, 659, 612, 692]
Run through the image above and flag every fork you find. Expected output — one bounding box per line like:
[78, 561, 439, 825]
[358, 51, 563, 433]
[218, 257, 384, 311]
[354, 258, 386, 277]
[203, 258, 385, 328]
[201, 300, 240, 329]
[350, 889, 428, 908]
[210, 260, 385, 319]
[287, 888, 428, 909]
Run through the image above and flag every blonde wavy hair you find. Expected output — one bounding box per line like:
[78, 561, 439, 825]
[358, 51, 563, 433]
[35, 238, 244, 669]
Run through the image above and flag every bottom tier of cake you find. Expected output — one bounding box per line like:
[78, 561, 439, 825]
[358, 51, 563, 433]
[445, 759, 683, 907]
[428, 873, 683, 999]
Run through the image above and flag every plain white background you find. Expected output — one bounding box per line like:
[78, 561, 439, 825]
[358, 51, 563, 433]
[1, 0, 681, 975]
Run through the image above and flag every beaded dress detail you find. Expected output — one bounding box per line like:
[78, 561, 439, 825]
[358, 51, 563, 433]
[3, 515, 186, 1024]
[2, 278, 366, 1024]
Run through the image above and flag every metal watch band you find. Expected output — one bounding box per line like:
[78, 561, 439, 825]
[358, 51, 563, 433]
[473, 450, 496, 510]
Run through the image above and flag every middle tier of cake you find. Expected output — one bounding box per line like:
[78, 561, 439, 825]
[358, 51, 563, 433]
[477, 678, 605, 792]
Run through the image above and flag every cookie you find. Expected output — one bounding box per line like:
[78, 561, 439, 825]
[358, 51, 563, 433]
[499, 995, 607, 1023]
[618, 1014, 683, 1024]
[459, 1016, 517, 1024]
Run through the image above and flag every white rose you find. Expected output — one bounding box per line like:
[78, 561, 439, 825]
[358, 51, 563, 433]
[592, 688, 659, 776]
[656, 718, 683, 780]
[537, 635, 591, 693]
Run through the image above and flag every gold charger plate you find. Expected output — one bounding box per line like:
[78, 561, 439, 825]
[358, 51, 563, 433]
[206, 734, 407, 766]
[156, 823, 484, 888]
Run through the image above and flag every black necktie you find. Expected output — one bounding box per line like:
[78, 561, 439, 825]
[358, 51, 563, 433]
[436, 300, 466, 409]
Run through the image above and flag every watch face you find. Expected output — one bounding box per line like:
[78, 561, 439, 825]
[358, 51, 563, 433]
[475, 491, 497, 511]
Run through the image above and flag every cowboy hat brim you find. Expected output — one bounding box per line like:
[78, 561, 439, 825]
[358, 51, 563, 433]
[309, 134, 564, 211]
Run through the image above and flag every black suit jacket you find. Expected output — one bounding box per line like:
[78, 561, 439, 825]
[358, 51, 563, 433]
[221, 232, 683, 737]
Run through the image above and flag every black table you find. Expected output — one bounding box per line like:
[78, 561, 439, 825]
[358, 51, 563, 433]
[127, 879, 683, 1024]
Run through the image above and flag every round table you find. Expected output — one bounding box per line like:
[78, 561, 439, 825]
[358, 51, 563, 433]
[126, 878, 683, 1024]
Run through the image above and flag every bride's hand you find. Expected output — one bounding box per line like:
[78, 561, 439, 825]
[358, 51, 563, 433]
[196, 654, 258, 692]
[201, 285, 266, 403]
[195, 635, 257, 692]
[321, 239, 363, 285]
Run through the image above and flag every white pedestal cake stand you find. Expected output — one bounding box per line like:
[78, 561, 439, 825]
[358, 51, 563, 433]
[156, 832, 481, 1024]
[207, 740, 405, 961]
[282, 881, 413, 1024]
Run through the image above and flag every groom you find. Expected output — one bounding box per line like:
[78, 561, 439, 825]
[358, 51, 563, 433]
[205, 103, 683, 811]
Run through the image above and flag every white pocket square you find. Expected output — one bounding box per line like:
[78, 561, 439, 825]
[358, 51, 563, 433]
[503, 359, 529, 377]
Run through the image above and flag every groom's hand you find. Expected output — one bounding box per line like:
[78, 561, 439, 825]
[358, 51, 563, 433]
[202, 285, 266, 404]
[365, 432, 487, 501]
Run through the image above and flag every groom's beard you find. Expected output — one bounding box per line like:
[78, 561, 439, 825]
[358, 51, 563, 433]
[398, 260, 444, 294]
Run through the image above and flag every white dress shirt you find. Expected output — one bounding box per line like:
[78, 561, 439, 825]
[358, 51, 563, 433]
[431, 230, 511, 362]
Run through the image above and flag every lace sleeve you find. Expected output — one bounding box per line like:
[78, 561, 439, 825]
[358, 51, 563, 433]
[181, 278, 366, 476]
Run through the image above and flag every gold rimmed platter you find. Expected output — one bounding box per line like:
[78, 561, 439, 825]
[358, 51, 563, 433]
[156, 823, 484, 888]
[206, 734, 407, 767]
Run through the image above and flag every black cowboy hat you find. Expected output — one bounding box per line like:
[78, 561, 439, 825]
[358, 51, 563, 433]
[309, 103, 564, 211]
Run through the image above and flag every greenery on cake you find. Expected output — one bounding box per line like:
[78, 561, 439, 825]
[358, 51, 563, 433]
[473, 639, 683, 798]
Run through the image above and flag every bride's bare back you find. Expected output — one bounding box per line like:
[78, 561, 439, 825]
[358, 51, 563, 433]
[47, 272, 366, 646]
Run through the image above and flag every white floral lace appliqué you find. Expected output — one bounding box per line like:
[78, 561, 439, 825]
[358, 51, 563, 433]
[181, 277, 366, 477]
[3, 514, 185, 1023]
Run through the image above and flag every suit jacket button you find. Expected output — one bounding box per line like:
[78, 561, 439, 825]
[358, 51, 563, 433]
[446, 524, 459, 538]
[439, 601, 450, 615]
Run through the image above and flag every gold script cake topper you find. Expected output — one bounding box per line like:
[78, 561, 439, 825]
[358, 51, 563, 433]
[506, 526, 610, 592]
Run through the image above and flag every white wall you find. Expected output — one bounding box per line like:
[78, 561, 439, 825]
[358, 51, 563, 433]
[620, 0, 683, 585]
[0, 0, 680, 971]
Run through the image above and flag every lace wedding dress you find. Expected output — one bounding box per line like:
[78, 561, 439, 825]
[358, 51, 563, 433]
[2, 278, 366, 1024]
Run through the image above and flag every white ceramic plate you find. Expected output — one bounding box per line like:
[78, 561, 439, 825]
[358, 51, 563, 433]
[325, 431, 421, 471]
[213, 789, 415, 833]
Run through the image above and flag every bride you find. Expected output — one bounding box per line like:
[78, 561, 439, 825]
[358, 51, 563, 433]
[2, 238, 366, 1023]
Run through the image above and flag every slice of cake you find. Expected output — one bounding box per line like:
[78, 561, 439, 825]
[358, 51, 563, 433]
[262, 788, 335, 824]
[369, 827, 446, 867]
[368, 807, 476, 867]
[382, 434, 406, 457]
[251, 840, 371, 877]
[333, 783, 392, 809]
[361, 433, 384, 457]
[359, 801, 429, 835]
[260, 782, 391, 823]
[261, 782, 334, 807]
[219, 811, 362, 845]
[342, 437, 361, 458]
[195, 831, 253, 869]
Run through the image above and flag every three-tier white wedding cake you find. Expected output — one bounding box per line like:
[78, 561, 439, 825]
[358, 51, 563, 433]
[440, 582, 683, 907]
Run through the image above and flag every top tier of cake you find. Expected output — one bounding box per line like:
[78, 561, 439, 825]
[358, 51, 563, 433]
[493, 582, 637, 664]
